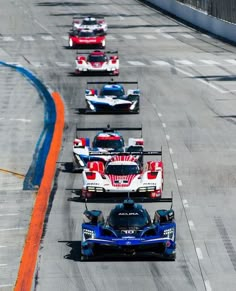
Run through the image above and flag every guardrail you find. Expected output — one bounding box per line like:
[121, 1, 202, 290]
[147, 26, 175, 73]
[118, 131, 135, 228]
[142, 0, 236, 44]
[177, 0, 236, 24]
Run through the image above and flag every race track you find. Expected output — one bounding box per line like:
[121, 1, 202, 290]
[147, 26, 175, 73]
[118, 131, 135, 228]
[1, 0, 236, 290]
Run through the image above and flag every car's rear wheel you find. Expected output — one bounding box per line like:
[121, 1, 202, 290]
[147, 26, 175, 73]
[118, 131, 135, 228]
[164, 253, 176, 261]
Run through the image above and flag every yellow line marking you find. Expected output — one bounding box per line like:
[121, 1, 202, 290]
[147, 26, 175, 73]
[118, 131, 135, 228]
[0, 168, 25, 179]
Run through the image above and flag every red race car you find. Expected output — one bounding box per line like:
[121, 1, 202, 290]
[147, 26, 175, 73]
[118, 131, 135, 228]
[68, 28, 106, 49]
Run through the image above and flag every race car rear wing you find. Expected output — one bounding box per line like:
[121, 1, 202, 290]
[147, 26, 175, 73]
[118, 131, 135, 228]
[76, 50, 118, 54]
[69, 188, 173, 203]
[86, 79, 138, 87]
[87, 150, 162, 156]
[76, 124, 142, 136]
[69, 188, 172, 203]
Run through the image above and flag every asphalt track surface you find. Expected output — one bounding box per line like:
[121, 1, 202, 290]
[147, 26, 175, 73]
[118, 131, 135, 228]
[1, 0, 236, 290]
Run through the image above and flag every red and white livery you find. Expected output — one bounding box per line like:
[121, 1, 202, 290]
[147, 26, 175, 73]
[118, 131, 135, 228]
[75, 50, 119, 75]
[82, 150, 163, 200]
[68, 29, 106, 49]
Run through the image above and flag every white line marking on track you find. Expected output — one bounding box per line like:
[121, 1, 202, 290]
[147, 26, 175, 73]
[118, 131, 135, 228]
[225, 59, 236, 65]
[173, 66, 226, 94]
[200, 60, 220, 65]
[22, 36, 34, 41]
[127, 61, 145, 66]
[0, 285, 13, 288]
[158, 112, 162, 117]
[196, 247, 203, 260]
[143, 35, 156, 39]
[201, 34, 211, 38]
[61, 35, 68, 40]
[162, 123, 166, 128]
[9, 118, 31, 122]
[0, 264, 7, 267]
[55, 62, 71, 67]
[152, 60, 171, 66]
[1, 36, 15, 42]
[0, 227, 24, 232]
[41, 35, 55, 41]
[161, 33, 174, 39]
[106, 35, 116, 40]
[31, 62, 45, 68]
[169, 148, 173, 154]
[188, 220, 195, 230]
[204, 280, 212, 291]
[175, 60, 195, 66]
[181, 33, 195, 39]
[177, 179, 182, 186]
[166, 134, 170, 140]
[183, 199, 189, 208]
[0, 213, 18, 217]
[0, 246, 7, 248]
[173, 163, 178, 169]
[123, 35, 136, 39]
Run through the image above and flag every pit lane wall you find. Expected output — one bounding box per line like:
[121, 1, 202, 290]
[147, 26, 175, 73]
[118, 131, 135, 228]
[144, 0, 236, 44]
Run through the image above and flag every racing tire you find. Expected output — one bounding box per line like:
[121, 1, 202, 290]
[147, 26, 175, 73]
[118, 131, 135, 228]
[80, 255, 89, 261]
[164, 253, 176, 261]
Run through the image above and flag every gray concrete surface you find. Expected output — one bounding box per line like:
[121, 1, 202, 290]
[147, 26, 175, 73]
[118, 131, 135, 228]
[1, 0, 236, 290]
[0, 57, 43, 289]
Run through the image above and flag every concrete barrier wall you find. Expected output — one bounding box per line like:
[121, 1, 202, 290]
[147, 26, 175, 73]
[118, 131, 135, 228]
[145, 0, 236, 43]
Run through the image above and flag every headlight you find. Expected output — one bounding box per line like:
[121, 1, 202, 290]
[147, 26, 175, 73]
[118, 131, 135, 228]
[75, 154, 85, 167]
[130, 101, 137, 111]
[87, 101, 95, 111]
[163, 228, 175, 240]
[83, 229, 95, 241]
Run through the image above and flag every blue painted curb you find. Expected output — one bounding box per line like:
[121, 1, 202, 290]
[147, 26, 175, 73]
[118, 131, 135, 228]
[0, 61, 56, 190]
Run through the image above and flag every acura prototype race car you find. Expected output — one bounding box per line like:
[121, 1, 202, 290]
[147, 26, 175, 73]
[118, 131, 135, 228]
[74, 50, 119, 76]
[72, 16, 107, 33]
[72, 125, 143, 172]
[81, 150, 164, 201]
[68, 28, 106, 49]
[81, 198, 176, 260]
[84, 80, 140, 113]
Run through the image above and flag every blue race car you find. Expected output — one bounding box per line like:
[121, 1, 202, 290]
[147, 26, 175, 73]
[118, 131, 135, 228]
[84, 80, 140, 113]
[81, 198, 176, 260]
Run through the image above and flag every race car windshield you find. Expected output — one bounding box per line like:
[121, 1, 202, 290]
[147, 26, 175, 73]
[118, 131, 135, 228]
[82, 20, 97, 25]
[109, 211, 150, 229]
[100, 88, 124, 98]
[79, 31, 95, 37]
[88, 55, 107, 62]
[105, 164, 140, 175]
[93, 139, 124, 149]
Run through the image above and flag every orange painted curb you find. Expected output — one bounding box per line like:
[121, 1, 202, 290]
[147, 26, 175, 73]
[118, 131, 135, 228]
[14, 92, 64, 291]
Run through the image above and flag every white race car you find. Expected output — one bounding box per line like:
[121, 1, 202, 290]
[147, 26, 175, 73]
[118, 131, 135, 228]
[72, 125, 143, 172]
[75, 50, 119, 75]
[84, 80, 140, 113]
[72, 16, 107, 33]
[81, 150, 163, 201]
